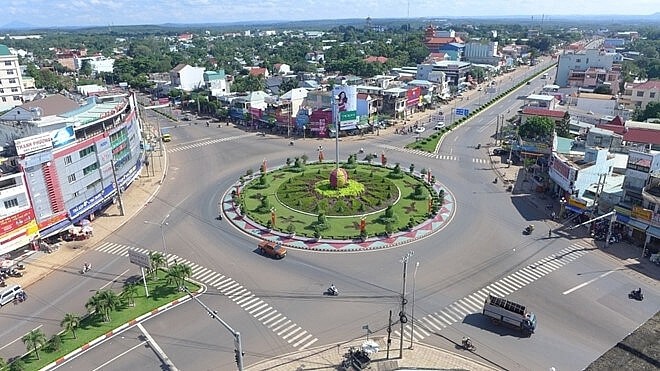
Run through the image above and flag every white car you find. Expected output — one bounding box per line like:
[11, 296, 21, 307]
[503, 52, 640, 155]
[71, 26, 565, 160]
[433, 122, 445, 130]
[414, 127, 426, 134]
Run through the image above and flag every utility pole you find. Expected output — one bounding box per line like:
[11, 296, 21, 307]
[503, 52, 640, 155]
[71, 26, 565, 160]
[181, 286, 244, 370]
[110, 159, 125, 216]
[399, 250, 414, 359]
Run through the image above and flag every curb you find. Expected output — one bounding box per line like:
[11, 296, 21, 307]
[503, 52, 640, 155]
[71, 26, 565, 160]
[42, 281, 204, 370]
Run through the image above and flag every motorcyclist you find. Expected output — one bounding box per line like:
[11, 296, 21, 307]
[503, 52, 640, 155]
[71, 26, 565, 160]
[462, 337, 472, 348]
[329, 284, 338, 295]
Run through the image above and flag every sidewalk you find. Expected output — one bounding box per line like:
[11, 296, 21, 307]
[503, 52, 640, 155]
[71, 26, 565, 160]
[246, 336, 496, 371]
[6, 134, 167, 290]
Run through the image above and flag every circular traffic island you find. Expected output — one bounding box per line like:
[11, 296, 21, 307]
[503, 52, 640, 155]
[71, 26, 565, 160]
[230, 160, 452, 246]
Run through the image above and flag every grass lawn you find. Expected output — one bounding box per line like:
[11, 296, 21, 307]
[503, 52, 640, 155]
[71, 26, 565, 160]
[17, 272, 198, 371]
[405, 130, 448, 152]
[240, 163, 439, 239]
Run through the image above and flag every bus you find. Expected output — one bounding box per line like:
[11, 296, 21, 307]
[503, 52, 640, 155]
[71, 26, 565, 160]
[160, 128, 171, 142]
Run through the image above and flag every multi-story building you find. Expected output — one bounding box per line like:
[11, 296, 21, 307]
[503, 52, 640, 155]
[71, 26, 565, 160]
[170, 64, 205, 92]
[463, 41, 500, 66]
[416, 61, 472, 87]
[203, 70, 230, 97]
[555, 49, 623, 90]
[0, 91, 144, 252]
[422, 26, 464, 54]
[548, 147, 616, 204]
[620, 80, 660, 110]
[0, 44, 24, 112]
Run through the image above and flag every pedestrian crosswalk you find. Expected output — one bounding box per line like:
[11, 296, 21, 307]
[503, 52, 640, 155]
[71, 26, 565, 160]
[94, 242, 318, 350]
[394, 240, 594, 343]
[167, 133, 257, 153]
[437, 155, 458, 161]
[376, 144, 439, 158]
[471, 158, 488, 164]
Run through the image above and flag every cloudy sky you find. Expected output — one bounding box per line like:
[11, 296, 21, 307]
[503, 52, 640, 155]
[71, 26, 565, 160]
[3, 0, 658, 27]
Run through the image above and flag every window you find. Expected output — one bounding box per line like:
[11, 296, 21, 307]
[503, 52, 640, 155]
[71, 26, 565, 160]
[6, 70, 13, 75]
[4, 61, 11, 66]
[8, 79, 15, 84]
[3, 199, 18, 208]
[0, 88, 3, 93]
[13, 96, 20, 101]
[79, 146, 95, 158]
[576, 58, 581, 63]
[637, 91, 644, 97]
[651, 92, 656, 99]
[83, 163, 99, 176]
[1, 97, 5, 102]
[64, 155, 72, 165]
[11, 88, 18, 92]
[67, 174, 76, 183]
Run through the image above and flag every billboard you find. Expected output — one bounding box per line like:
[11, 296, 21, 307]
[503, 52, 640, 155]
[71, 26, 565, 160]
[332, 85, 358, 130]
[15, 133, 53, 156]
[406, 87, 421, 107]
[51, 126, 76, 149]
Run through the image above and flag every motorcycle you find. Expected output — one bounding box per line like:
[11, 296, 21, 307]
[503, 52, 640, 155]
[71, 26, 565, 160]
[628, 289, 644, 301]
[524, 225, 534, 235]
[324, 285, 339, 296]
[476, 143, 481, 149]
[80, 263, 92, 275]
[461, 337, 476, 351]
[493, 177, 498, 184]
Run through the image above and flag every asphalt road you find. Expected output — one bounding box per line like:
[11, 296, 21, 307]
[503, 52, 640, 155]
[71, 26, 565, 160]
[2, 59, 658, 371]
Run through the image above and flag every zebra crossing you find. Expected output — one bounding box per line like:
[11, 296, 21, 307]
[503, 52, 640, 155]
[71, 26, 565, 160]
[394, 240, 594, 343]
[167, 133, 256, 153]
[94, 242, 318, 350]
[437, 155, 458, 161]
[376, 144, 439, 159]
[471, 158, 488, 164]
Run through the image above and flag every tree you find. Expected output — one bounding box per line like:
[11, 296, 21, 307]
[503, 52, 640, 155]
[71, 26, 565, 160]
[60, 313, 81, 339]
[519, 116, 554, 140]
[121, 282, 139, 307]
[79, 60, 93, 77]
[148, 251, 166, 277]
[166, 263, 192, 289]
[278, 78, 299, 94]
[635, 102, 660, 121]
[556, 112, 571, 138]
[86, 290, 121, 322]
[22, 329, 47, 360]
[8, 359, 25, 371]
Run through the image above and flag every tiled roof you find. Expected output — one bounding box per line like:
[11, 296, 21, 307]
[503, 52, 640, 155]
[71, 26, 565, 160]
[522, 107, 565, 118]
[633, 80, 660, 90]
[249, 68, 267, 77]
[20, 94, 80, 117]
[364, 56, 388, 63]
[623, 128, 660, 145]
[171, 63, 187, 72]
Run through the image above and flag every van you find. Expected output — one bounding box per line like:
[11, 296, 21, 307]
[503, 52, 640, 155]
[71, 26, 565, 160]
[541, 73, 548, 79]
[160, 128, 172, 142]
[0, 285, 24, 306]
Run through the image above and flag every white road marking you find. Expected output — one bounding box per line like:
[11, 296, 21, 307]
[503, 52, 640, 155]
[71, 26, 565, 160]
[99, 269, 130, 290]
[0, 325, 43, 351]
[91, 341, 148, 371]
[563, 270, 616, 295]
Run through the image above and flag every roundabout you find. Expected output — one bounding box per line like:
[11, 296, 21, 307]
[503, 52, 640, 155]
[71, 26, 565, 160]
[222, 159, 456, 252]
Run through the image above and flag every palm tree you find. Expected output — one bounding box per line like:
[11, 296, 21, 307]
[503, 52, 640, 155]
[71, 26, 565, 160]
[97, 290, 122, 322]
[22, 329, 46, 360]
[165, 265, 181, 288]
[121, 283, 139, 307]
[149, 251, 166, 277]
[86, 292, 107, 322]
[60, 313, 81, 339]
[176, 263, 192, 286]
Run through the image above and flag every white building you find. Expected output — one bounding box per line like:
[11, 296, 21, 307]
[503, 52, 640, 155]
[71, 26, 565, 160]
[555, 49, 623, 87]
[0, 44, 24, 111]
[170, 64, 206, 92]
[463, 41, 500, 65]
[203, 70, 230, 97]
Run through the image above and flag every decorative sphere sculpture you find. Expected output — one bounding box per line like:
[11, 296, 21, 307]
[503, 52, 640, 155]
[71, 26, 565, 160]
[329, 168, 349, 189]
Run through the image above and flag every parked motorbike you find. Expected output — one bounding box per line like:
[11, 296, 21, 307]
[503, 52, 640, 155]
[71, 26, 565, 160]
[628, 289, 644, 301]
[524, 225, 534, 235]
[476, 143, 481, 149]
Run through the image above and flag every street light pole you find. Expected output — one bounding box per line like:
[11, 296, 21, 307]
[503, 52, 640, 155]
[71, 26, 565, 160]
[144, 214, 170, 264]
[332, 93, 340, 169]
[399, 250, 414, 359]
[409, 261, 419, 350]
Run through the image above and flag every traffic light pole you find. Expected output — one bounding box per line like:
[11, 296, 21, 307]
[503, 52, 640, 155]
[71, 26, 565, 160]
[181, 286, 244, 370]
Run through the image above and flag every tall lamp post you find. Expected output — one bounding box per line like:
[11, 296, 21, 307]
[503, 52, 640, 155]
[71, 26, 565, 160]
[332, 93, 340, 169]
[409, 261, 420, 350]
[144, 214, 170, 265]
[399, 250, 414, 359]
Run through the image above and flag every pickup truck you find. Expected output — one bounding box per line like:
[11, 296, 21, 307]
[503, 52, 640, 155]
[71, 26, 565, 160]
[258, 240, 287, 259]
[482, 294, 536, 336]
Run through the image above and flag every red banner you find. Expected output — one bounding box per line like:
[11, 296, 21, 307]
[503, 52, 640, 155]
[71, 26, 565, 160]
[0, 209, 35, 235]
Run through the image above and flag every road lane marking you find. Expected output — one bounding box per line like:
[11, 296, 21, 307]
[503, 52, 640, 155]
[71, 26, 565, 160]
[91, 340, 148, 371]
[99, 269, 130, 290]
[563, 270, 616, 295]
[0, 325, 42, 351]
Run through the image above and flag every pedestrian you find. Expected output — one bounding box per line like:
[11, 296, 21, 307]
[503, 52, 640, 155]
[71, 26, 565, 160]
[548, 229, 552, 238]
[551, 211, 556, 220]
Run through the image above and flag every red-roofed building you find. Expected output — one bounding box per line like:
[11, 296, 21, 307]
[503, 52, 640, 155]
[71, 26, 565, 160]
[620, 80, 660, 110]
[178, 33, 193, 42]
[423, 25, 464, 52]
[364, 56, 388, 64]
[248, 67, 269, 78]
[596, 116, 660, 146]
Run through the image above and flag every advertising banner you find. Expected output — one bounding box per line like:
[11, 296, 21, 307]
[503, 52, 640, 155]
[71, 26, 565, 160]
[0, 209, 35, 236]
[51, 126, 76, 149]
[15, 133, 53, 156]
[332, 86, 358, 130]
[406, 87, 421, 107]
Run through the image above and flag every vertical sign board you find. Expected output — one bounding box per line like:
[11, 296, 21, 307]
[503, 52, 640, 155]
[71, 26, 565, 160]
[128, 249, 152, 297]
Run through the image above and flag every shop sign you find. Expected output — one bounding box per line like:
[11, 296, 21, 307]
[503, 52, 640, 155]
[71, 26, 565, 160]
[568, 197, 587, 209]
[0, 209, 35, 235]
[15, 133, 53, 155]
[632, 206, 653, 221]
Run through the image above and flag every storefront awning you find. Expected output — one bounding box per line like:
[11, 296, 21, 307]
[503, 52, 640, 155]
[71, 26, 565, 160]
[616, 214, 630, 223]
[565, 205, 587, 214]
[626, 218, 649, 231]
[646, 225, 660, 239]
